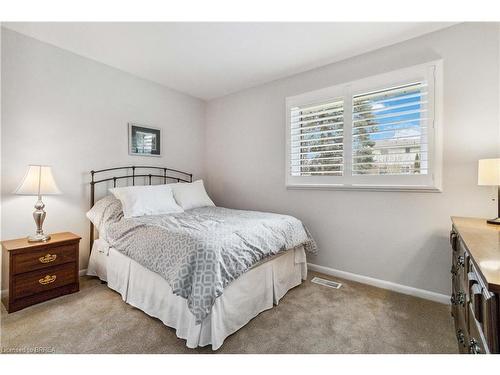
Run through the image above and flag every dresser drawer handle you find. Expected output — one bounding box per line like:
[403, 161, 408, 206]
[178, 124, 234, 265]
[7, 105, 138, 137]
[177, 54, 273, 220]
[451, 291, 465, 306]
[468, 271, 478, 289]
[38, 275, 57, 285]
[456, 329, 465, 345]
[39, 253, 57, 263]
[469, 338, 481, 354]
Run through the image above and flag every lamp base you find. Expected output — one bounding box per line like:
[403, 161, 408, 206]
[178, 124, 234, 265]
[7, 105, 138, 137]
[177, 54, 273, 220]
[486, 217, 500, 225]
[28, 197, 50, 242]
[28, 233, 51, 242]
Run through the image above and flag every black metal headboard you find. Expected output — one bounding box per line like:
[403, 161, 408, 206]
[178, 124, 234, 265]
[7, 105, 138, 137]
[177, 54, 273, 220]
[89, 165, 192, 250]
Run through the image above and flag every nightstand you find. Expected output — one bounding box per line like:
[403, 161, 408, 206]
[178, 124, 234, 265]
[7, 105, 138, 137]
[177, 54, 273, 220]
[1, 232, 81, 313]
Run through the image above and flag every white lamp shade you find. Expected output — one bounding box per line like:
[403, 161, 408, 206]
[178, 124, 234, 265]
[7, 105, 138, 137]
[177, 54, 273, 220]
[478, 158, 500, 186]
[14, 165, 61, 196]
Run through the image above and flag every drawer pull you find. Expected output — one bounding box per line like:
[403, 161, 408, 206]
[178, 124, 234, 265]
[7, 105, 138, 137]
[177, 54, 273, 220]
[39, 253, 57, 264]
[456, 329, 465, 346]
[456, 255, 465, 268]
[468, 272, 478, 290]
[38, 275, 57, 285]
[469, 338, 481, 354]
[451, 291, 465, 306]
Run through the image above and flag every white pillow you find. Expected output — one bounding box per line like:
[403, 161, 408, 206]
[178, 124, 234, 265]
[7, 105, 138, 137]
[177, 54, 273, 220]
[109, 184, 183, 218]
[171, 180, 215, 210]
[86, 195, 123, 242]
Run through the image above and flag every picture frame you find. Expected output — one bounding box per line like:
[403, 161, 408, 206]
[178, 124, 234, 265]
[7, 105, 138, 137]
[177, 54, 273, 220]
[128, 123, 161, 157]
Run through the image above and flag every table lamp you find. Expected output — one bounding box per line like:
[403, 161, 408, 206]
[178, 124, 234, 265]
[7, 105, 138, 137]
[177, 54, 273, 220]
[14, 165, 61, 242]
[478, 158, 500, 225]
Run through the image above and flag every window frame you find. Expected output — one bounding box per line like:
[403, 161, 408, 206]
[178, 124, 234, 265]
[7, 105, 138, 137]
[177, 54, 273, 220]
[285, 60, 443, 192]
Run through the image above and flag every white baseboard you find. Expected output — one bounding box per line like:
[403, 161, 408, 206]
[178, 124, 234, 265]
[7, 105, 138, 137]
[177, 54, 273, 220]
[79, 268, 88, 277]
[308, 263, 450, 305]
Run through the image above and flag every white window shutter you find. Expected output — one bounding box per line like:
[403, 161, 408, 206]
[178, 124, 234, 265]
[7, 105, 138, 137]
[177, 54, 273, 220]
[290, 98, 344, 176]
[351, 82, 428, 176]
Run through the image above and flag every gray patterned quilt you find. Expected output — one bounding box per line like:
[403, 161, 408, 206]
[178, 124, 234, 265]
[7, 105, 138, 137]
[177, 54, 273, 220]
[103, 206, 317, 324]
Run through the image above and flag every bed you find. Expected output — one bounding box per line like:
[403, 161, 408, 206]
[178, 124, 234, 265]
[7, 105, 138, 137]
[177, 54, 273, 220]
[86, 166, 316, 350]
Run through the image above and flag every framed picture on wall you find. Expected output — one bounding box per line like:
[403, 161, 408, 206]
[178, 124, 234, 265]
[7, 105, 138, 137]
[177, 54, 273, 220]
[128, 123, 161, 157]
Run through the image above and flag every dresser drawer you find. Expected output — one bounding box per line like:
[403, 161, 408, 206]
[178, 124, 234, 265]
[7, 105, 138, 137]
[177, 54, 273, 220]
[12, 243, 77, 275]
[12, 262, 77, 299]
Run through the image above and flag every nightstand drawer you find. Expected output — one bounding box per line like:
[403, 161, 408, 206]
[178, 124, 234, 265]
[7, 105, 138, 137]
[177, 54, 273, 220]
[12, 262, 77, 299]
[12, 244, 77, 275]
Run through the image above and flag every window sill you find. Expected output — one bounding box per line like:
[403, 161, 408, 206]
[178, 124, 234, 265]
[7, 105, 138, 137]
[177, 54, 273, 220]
[286, 184, 442, 193]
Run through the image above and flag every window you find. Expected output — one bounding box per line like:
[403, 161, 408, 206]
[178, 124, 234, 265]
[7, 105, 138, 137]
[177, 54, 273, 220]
[285, 61, 442, 191]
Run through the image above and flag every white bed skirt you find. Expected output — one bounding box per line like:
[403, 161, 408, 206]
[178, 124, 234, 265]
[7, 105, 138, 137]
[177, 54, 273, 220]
[87, 239, 307, 350]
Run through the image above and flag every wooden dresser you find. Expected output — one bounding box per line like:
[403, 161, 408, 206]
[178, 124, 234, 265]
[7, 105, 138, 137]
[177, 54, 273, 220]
[2, 232, 81, 313]
[450, 217, 500, 354]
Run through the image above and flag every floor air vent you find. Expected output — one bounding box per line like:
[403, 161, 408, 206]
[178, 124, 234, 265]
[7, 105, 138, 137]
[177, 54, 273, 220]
[311, 277, 342, 289]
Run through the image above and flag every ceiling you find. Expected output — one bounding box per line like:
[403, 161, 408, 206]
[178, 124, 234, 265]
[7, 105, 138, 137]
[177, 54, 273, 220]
[3, 22, 454, 100]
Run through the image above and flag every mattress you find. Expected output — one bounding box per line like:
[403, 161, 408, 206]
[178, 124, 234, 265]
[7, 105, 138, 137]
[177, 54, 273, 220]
[87, 239, 307, 350]
[101, 205, 316, 323]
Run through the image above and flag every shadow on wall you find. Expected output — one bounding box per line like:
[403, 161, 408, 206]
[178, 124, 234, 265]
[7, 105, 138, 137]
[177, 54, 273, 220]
[400, 230, 451, 295]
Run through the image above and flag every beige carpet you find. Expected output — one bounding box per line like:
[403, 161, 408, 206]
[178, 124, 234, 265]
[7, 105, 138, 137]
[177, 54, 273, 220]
[0, 271, 457, 354]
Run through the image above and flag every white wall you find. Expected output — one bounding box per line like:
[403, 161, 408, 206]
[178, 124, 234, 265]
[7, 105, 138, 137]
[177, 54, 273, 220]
[205, 23, 500, 295]
[1, 28, 206, 283]
[2, 23, 499, 298]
